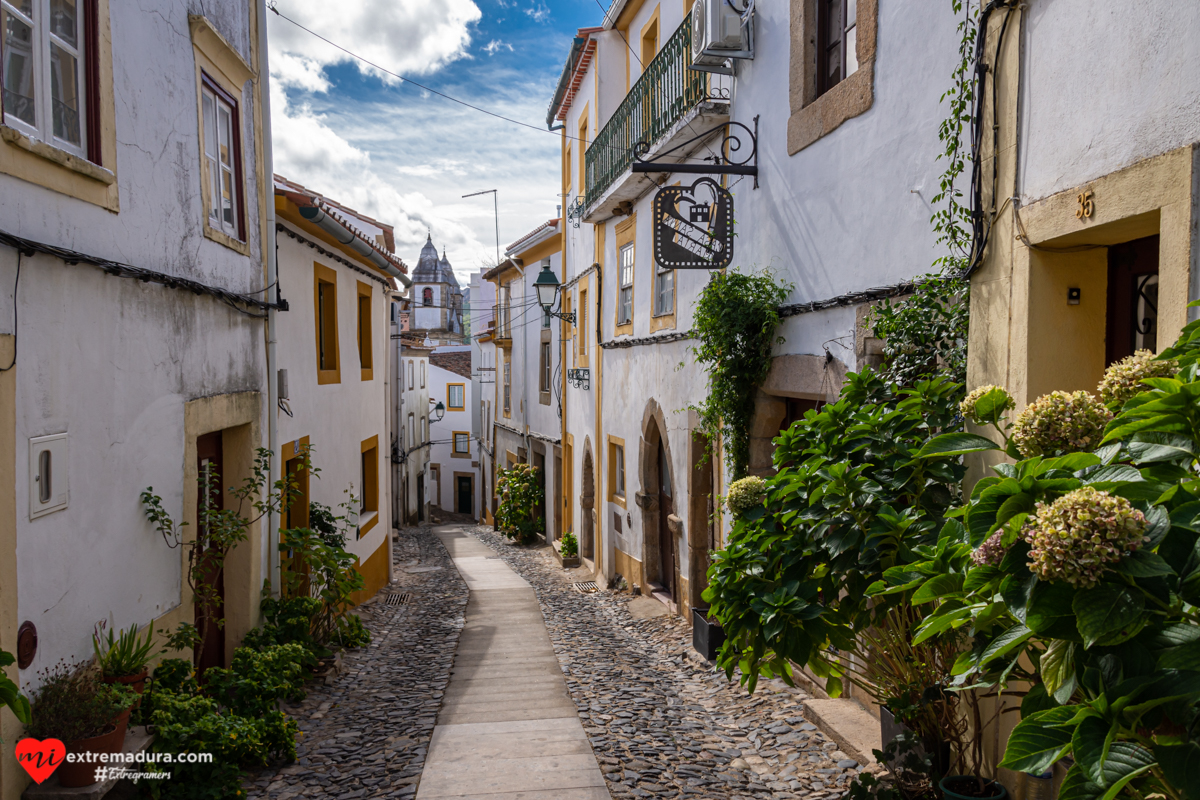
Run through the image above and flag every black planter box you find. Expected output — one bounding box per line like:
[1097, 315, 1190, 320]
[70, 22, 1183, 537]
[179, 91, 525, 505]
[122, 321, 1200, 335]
[692, 607, 725, 661]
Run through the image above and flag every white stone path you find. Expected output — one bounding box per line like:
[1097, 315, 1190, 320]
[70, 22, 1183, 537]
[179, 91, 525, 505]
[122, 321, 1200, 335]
[415, 527, 611, 800]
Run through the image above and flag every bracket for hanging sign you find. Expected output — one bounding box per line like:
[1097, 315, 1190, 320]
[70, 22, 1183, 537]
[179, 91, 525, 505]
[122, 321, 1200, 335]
[631, 117, 758, 189]
[567, 368, 591, 390]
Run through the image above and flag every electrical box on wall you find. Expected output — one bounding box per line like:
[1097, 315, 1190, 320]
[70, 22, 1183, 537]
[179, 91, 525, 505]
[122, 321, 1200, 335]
[29, 433, 68, 520]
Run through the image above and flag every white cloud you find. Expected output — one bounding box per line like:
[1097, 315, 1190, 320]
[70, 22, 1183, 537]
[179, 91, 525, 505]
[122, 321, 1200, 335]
[483, 39, 514, 55]
[266, 0, 483, 86]
[270, 52, 331, 92]
[525, 2, 550, 22]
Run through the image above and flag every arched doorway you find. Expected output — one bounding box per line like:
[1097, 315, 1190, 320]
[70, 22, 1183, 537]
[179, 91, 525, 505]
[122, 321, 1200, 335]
[639, 404, 677, 604]
[580, 446, 595, 560]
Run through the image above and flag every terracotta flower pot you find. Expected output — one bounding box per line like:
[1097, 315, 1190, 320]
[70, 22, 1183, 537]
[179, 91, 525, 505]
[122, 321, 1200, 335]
[103, 669, 148, 696]
[57, 709, 130, 788]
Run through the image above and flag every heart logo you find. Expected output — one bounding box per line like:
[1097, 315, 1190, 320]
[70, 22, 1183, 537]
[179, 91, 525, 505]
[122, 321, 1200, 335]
[15, 738, 66, 784]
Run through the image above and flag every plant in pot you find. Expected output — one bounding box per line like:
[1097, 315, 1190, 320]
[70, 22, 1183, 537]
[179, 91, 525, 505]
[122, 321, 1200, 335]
[93, 622, 162, 699]
[27, 661, 135, 787]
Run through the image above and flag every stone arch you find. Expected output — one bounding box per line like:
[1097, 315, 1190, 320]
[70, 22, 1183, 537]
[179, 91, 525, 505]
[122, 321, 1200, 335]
[638, 398, 681, 605]
[580, 437, 596, 561]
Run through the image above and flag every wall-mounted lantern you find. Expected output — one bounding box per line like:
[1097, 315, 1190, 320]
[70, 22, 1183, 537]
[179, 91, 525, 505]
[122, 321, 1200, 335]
[533, 261, 576, 325]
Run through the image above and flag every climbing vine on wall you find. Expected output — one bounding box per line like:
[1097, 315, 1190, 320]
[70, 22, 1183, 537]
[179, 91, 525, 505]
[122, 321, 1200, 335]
[869, 0, 982, 389]
[690, 269, 793, 481]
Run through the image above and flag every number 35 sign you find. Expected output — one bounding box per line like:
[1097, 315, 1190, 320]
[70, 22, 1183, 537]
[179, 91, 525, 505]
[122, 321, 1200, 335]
[653, 177, 735, 270]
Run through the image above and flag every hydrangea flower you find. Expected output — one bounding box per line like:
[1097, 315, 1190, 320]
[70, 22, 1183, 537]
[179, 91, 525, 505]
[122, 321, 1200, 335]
[971, 530, 1008, 567]
[960, 385, 1016, 426]
[1097, 350, 1177, 409]
[1021, 487, 1147, 588]
[1011, 391, 1112, 457]
[726, 476, 767, 518]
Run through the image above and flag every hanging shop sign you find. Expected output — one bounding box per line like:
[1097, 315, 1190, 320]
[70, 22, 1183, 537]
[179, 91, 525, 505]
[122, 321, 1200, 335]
[653, 177, 735, 270]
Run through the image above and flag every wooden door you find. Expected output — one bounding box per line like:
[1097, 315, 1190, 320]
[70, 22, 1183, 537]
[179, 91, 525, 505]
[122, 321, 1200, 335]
[1106, 235, 1160, 366]
[657, 442, 676, 599]
[457, 476, 473, 515]
[195, 432, 226, 674]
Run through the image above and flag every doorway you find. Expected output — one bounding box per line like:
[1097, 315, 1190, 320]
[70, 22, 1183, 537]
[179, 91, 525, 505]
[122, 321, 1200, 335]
[1106, 235, 1160, 365]
[533, 452, 546, 537]
[580, 447, 595, 560]
[417, 474, 425, 522]
[456, 475, 474, 515]
[195, 432, 226, 675]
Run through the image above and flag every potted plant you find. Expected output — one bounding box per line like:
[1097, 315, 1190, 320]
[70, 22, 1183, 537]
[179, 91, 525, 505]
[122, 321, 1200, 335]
[555, 531, 581, 568]
[93, 622, 161, 699]
[27, 661, 135, 787]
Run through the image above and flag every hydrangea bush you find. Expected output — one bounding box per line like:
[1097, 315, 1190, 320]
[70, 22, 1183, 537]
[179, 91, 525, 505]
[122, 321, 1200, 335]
[960, 385, 1014, 426]
[495, 463, 544, 544]
[1097, 349, 1178, 409]
[1010, 390, 1111, 457]
[888, 309, 1200, 800]
[725, 476, 767, 518]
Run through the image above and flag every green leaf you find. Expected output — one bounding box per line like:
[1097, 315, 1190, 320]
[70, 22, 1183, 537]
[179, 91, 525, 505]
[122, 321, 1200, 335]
[980, 624, 1034, 667]
[1041, 639, 1075, 697]
[1115, 549, 1174, 578]
[1073, 585, 1146, 648]
[1170, 501, 1200, 532]
[1073, 716, 1113, 785]
[1080, 465, 1143, 484]
[1155, 743, 1200, 800]
[917, 432, 1002, 458]
[1124, 433, 1197, 464]
[999, 706, 1075, 773]
[1027, 580, 1078, 634]
[911, 573, 964, 604]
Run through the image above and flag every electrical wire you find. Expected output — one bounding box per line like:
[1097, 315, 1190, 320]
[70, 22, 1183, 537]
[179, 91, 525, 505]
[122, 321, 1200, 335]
[595, 0, 643, 69]
[0, 250, 20, 372]
[268, 2, 622, 151]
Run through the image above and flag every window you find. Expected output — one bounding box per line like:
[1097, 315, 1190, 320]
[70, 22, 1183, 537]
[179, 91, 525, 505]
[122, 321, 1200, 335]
[407, 360, 414, 390]
[357, 282, 373, 378]
[2, 0, 89, 157]
[420, 360, 426, 388]
[817, 0, 858, 97]
[539, 342, 551, 393]
[422, 287, 433, 306]
[200, 75, 244, 240]
[453, 432, 470, 455]
[608, 437, 626, 505]
[565, 142, 572, 193]
[390, 301, 396, 323]
[640, 15, 658, 69]
[422, 415, 428, 443]
[314, 263, 340, 384]
[503, 356, 511, 416]
[407, 413, 414, 447]
[358, 436, 379, 537]
[447, 383, 465, 410]
[577, 111, 588, 195]
[654, 264, 673, 316]
[618, 244, 634, 324]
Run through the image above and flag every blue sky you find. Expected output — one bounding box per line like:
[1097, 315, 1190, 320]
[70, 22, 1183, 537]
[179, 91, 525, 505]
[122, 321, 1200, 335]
[267, 0, 601, 280]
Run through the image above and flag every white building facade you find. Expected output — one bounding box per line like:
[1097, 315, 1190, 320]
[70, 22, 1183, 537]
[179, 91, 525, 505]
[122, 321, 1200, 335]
[427, 348, 477, 519]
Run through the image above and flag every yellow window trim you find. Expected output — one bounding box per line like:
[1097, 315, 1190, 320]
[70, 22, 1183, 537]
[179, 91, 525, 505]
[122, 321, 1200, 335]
[614, 214, 637, 337]
[0, 0, 118, 210]
[607, 434, 627, 508]
[191, 15, 254, 256]
[359, 435, 380, 538]
[314, 262, 341, 385]
[578, 284, 590, 367]
[357, 281, 374, 381]
[447, 383, 466, 411]
[565, 141, 573, 194]
[639, 7, 661, 66]
[451, 430, 471, 459]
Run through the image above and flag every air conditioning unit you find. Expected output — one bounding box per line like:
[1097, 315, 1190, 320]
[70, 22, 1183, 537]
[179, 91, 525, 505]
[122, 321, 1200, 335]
[691, 0, 753, 74]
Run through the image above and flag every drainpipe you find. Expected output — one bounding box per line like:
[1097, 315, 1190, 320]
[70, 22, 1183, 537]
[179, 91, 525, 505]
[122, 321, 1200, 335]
[257, 0, 281, 599]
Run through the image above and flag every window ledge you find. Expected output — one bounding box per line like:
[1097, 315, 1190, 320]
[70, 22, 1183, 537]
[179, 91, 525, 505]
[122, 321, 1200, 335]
[451, 451, 471, 459]
[357, 510, 378, 537]
[204, 224, 250, 256]
[539, 390, 551, 406]
[610, 494, 628, 509]
[0, 126, 115, 185]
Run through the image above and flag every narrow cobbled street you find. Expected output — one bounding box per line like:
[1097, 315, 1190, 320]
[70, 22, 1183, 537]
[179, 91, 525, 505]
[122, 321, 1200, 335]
[245, 525, 873, 800]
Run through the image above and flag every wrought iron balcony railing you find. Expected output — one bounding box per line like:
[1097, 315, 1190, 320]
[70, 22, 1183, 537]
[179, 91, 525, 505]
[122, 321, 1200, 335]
[492, 304, 512, 340]
[584, 11, 709, 208]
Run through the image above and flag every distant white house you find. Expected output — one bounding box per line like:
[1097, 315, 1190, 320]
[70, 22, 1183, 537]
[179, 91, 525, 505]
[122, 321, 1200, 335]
[427, 347, 478, 519]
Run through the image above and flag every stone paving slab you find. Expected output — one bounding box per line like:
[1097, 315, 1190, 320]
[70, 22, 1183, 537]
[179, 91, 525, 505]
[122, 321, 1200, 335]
[416, 528, 611, 800]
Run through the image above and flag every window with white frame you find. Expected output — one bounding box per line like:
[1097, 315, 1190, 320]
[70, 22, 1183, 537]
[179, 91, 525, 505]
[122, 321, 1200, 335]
[2, 0, 88, 157]
[613, 444, 625, 497]
[407, 413, 414, 447]
[420, 360, 426, 388]
[200, 75, 244, 239]
[421, 415, 427, 444]
[618, 243, 634, 325]
[654, 264, 674, 316]
[503, 358, 511, 415]
[453, 432, 469, 454]
[447, 383, 464, 410]
[407, 360, 414, 389]
[539, 341, 551, 392]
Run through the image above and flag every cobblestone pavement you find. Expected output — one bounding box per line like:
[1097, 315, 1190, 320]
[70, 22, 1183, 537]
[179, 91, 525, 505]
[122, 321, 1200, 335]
[243, 527, 467, 800]
[467, 526, 871, 800]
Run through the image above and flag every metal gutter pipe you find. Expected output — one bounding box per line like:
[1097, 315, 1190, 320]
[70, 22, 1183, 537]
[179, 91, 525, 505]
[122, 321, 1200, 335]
[257, 0, 281, 598]
[298, 205, 413, 287]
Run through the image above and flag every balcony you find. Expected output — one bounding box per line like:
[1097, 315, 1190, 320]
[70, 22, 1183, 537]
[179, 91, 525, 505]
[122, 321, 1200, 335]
[492, 304, 512, 345]
[583, 11, 730, 220]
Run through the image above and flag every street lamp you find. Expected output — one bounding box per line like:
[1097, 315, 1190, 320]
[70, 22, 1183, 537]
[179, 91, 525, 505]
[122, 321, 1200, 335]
[533, 261, 576, 324]
[431, 400, 445, 423]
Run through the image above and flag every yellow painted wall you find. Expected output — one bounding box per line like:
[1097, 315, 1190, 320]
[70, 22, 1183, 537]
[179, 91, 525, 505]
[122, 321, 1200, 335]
[347, 535, 390, 607]
[1026, 248, 1109, 400]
